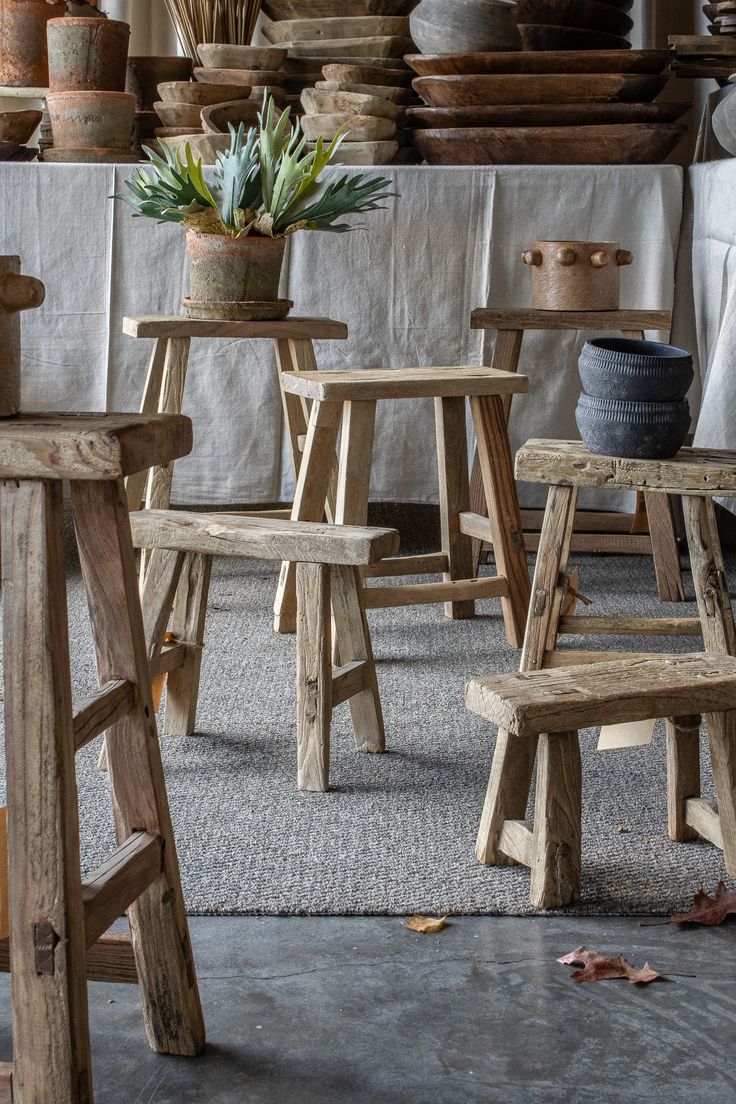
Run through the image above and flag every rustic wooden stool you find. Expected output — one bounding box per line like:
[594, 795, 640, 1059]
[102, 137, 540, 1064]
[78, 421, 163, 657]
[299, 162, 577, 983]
[276, 366, 532, 647]
[468, 307, 684, 601]
[474, 438, 736, 885]
[122, 313, 349, 631]
[128, 510, 399, 792]
[466, 654, 736, 907]
[0, 412, 204, 1102]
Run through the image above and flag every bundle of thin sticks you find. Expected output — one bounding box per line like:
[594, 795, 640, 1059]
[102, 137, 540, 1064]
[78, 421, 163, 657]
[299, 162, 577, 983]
[163, 0, 263, 60]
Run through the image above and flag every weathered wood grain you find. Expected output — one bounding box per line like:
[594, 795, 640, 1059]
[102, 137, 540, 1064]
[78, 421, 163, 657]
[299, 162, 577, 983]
[280, 365, 529, 401]
[471, 307, 671, 332]
[123, 315, 347, 340]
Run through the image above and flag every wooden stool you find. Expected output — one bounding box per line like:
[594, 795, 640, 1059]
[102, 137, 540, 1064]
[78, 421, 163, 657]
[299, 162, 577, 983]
[474, 438, 736, 876]
[0, 413, 204, 1102]
[129, 510, 399, 792]
[469, 307, 684, 602]
[466, 654, 736, 907]
[122, 313, 349, 632]
[276, 366, 532, 647]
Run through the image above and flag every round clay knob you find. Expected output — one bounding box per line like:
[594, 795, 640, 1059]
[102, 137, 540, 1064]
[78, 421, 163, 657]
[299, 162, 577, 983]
[555, 248, 576, 267]
[590, 251, 609, 268]
[616, 249, 634, 267]
[0, 273, 45, 313]
[522, 249, 543, 267]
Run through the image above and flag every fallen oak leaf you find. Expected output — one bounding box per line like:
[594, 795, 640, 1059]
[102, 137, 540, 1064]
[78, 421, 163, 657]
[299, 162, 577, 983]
[557, 946, 662, 985]
[670, 881, 736, 926]
[403, 915, 447, 934]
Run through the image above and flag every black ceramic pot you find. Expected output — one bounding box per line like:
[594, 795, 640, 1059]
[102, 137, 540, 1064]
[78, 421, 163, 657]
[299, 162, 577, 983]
[575, 393, 691, 459]
[579, 338, 694, 402]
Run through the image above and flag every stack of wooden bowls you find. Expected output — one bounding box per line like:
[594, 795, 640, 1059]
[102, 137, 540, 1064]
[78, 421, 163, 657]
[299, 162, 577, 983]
[300, 86, 404, 163]
[406, 50, 688, 164]
[704, 1, 736, 36]
[511, 0, 634, 53]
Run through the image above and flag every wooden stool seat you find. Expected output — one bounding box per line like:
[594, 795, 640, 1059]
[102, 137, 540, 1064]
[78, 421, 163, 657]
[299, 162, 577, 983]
[276, 365, 532, 646]
[467, 653, 736, 908]
[130, 509, 400, 792]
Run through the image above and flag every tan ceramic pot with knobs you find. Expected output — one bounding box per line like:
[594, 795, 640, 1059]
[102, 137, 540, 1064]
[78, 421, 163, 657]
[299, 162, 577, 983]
[521, 240, 633, 311]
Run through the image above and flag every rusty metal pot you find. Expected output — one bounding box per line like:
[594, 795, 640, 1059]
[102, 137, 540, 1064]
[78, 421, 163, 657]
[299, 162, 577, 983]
[185, 231, 287, 307]
[521, 240, 633, 311]
[0, 0, 66, 88]
[47, 15, 130, 92]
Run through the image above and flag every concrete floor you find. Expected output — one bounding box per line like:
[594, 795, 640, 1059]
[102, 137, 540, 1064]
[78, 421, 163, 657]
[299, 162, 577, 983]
[2, 915, 732, 1103]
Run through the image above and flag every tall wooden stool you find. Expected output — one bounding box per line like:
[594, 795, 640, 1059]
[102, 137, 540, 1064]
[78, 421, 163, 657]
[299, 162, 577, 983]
[467, 654, 736, 907]
[0, 412, 204, 1102]
[474, 438, 736, 875]
[128, 510, 399, 792]
[469, 307, 684, 601]
[276, 366, 532, 647]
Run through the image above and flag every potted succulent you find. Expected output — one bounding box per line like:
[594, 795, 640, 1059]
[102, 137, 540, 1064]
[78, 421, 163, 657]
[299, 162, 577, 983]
[118, 97, 397, 320]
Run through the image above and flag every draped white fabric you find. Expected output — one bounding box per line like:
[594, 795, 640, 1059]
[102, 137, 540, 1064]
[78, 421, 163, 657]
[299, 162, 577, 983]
[1, 162, 683, 507]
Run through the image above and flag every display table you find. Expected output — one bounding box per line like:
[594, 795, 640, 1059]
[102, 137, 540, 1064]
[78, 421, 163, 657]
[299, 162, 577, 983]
[1, 162, 683, 508]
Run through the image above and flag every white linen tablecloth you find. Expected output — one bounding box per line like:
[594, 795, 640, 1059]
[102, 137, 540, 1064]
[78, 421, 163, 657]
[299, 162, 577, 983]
[0, 162, 683, 507]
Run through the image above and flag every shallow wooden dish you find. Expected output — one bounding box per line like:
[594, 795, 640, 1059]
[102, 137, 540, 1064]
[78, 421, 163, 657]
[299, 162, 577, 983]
[300, 112, 396, 139]
[157, 81, 251, 105]
[261, 15, 411, 43]
[317, 79, 413, 102]
[405, 49, 671, 76]
[200, 99, 261, 133]
[413, 73, 668, 107]
[513, 0, 633, 37]
[407, 100, 690, 127]
[159, 132, 230, 163]
[193, 67, 281, 85]
[196, 44, 286, 70]
[153, 100, 204, 128]
[154, 126, 203, 137]
[412, 123, 686, 164]
[322, 63, 414, 85]
[302, 87, 402, 118]
[517, 24, 632, 50]
[264, 0, 416, 15]
[306, 138, 398, 162]
[281, 37, 415, 58]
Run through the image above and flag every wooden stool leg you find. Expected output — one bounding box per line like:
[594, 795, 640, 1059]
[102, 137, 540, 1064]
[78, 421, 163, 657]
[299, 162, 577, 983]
[125, 337, 170, 512]
[164, 552, 212, 738]
[645, 491, 685, 603]
[274, 398, 342, 633]
[435, 396, 474, 619]
[683, 494, 736, 655]
[296, 561, 332, 792]
[666, 715, 701, 842]
[706, 710, 736, 874]
[476, 484, 578, 864]
[331, 564, 385, 754]
[530, 732, 582, 909]
[71, 479, 205, 1056]
[469, 393, 530, 647]
[1, 479, 93, 1104]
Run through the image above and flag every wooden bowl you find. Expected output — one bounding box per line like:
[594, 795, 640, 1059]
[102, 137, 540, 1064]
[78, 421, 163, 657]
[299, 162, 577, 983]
[411, 123, 686, 164]
[301, 112, 397, 139]
[317, 79, 413, 102]
[409, 0, 521, 54]
[196, 44, 286, 70]
[200, 99, 262, 133]
[0, 109, 42, 144]
[302, 87, 402, 118]
[264, 0, 417, 15]
[516, 24, 632, 49]
[407, 101, 690, 127]
[193, 67, 280, 85]
[155, 127, 203, 137]
[306, 138, 398, 162]
[279, 37, 414, 57]
[261, 15, 411, 43]
[157, 80, 251, 104]
[159, 132, 231, 163]
[512, 0, 633, 37]
[322, 63, 414, 85]
[405, 49, 672, 75]
[412, 73, 668, 107]
[153, 100, 204, 128]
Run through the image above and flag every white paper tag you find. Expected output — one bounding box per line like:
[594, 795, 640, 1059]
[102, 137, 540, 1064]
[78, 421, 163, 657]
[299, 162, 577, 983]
[597, 717, 656, 751]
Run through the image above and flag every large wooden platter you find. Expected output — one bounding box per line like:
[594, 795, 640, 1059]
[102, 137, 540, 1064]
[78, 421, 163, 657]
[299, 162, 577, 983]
[412, 73, 669, 107]
[405, 49, 671, 76]
[411, 123, 686, 164]
[264, 0, 417, 16]
[407, 101, 690, 127]
[280, 37, 415, 58]
[513, 0, 634, 36]
[517, 24, 632, 50]
[261, 16, 411, 43]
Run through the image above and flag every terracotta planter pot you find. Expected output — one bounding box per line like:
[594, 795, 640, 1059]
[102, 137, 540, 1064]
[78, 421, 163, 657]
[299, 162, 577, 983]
[47, 16, 130, 92]
[125, 55, 193, 110]
[46, 90, 136, 149]
[521, 240, 633, 311]
[186, 231, 287, 305]
[0, 0, 65, 87]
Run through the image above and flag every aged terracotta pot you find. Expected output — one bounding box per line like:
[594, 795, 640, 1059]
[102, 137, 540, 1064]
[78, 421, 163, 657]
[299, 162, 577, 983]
[0, 0, 65, 87]
[125, 55, 193, 110]
[186, 231, 287, 306]
[47, 16, 130, 92]
[46, 90, 136, 149]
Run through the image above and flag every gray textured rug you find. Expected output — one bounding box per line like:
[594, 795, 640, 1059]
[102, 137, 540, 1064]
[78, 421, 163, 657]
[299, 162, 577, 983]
[0, 548, 733, 917]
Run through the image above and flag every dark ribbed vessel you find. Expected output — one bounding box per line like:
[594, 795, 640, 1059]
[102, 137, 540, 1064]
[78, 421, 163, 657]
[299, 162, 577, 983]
[579, 337, 693, 402]
[575, 394, 691, 459]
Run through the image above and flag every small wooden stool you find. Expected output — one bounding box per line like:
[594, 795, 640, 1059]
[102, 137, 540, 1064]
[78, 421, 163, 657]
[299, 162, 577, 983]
[0, 413, 204, 1102]
[469, 307, 684, 601]
[276, 366, 532, 647]
[466, 654, 736, 907]
[475, 438, 736, 880]
[129, 510, 399, 792]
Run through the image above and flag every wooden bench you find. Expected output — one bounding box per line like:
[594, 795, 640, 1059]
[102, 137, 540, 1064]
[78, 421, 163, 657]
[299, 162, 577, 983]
[466, 654, 736, 908]
[129, 510, 400, 792]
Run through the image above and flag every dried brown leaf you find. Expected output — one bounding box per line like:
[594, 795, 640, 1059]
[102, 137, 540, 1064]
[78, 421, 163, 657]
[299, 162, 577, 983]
[403, 915, 446, 934]
[557, 946, 661, 985]
[671, 881, 736, 926]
